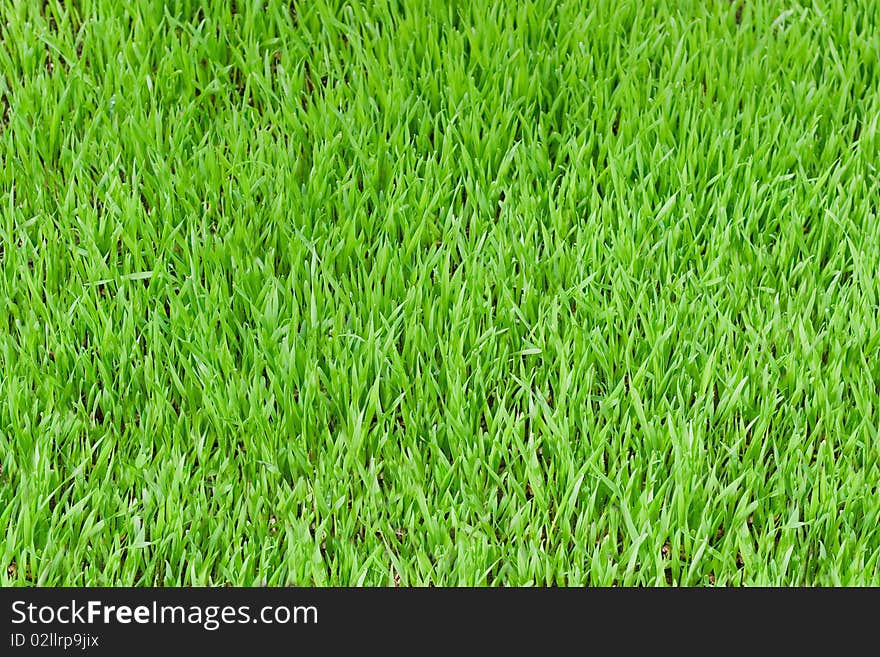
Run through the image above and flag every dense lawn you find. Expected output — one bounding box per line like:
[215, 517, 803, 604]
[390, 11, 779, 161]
[2, 0, 879, 585]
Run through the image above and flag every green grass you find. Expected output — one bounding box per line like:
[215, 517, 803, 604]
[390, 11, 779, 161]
[2, 0, 880, 586]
